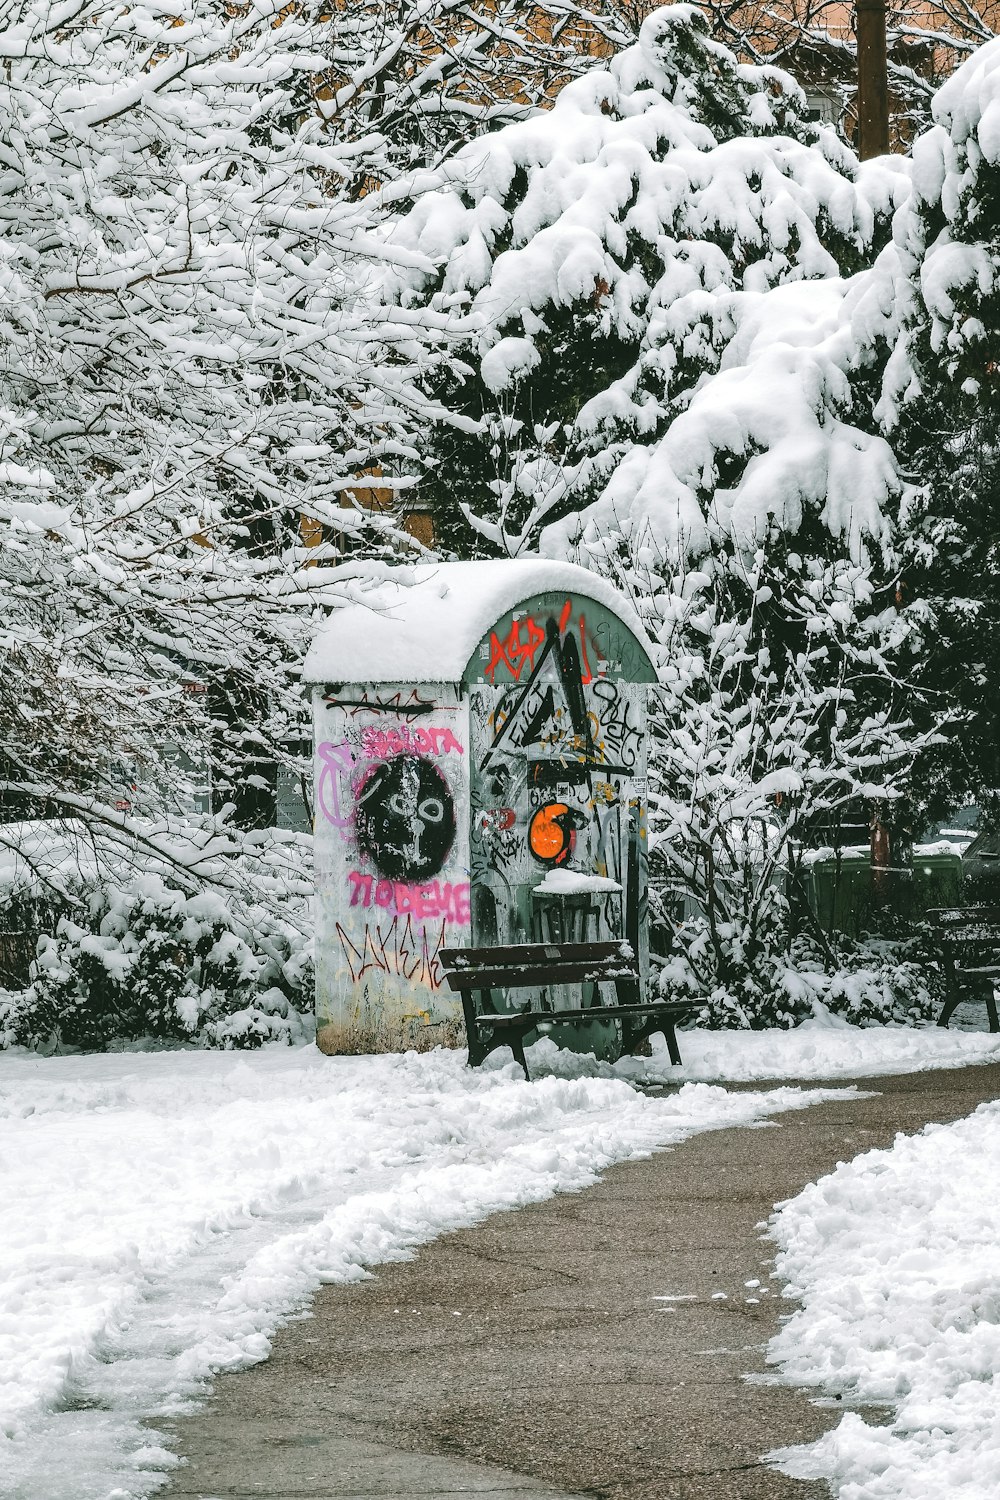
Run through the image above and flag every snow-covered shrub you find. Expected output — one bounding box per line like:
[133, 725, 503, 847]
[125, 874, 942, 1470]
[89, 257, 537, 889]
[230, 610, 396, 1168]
[639, 545, 929, 1025]
[823, 948, 941, 1026]
[653, 894, 805, 1028]
[0, 876, 313, 1053]
[658, 926, 940, 1029]
[0, 887, 73, 991]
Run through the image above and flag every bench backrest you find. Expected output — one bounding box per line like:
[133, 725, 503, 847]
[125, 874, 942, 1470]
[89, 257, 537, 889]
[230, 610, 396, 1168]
[928, 907, 1000, 944]
[439, 941, 640, 993]
[441, 940, 634, 971]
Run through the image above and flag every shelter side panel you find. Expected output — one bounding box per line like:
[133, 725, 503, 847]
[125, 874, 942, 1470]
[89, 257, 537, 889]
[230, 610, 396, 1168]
[313, 684, 470, 1054]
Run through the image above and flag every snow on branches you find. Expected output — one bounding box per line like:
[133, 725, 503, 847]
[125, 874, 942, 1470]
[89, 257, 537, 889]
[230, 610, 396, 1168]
[385, 4, 908, 559]
[879, 35, 1000, 422]
[0, 0, 454, 885]
[314, 0, 640, 173]
[380, 5, 988, 1013]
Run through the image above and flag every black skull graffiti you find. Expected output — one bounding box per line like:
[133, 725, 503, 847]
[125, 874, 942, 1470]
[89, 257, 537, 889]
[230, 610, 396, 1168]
[355, 755, 456, 881]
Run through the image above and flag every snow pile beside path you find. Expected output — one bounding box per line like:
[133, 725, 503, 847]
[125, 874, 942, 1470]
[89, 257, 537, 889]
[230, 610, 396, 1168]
[658, 1020, 1000, 1082]
[766, 1102, 1000, 1499]
[0, 1046, 844, 1500]
[524, 1018, 1000, 1085]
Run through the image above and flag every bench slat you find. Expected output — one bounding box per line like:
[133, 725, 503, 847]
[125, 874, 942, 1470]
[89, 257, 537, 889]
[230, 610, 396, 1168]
[930, 906, 1000, 925]
[443, 960, 639, 992]
[441, 941, 632, 970]
[476, 1001, 693, 1030]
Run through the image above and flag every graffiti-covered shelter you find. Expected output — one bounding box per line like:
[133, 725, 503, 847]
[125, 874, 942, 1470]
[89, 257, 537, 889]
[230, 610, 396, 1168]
[303, 561, 658, 1056]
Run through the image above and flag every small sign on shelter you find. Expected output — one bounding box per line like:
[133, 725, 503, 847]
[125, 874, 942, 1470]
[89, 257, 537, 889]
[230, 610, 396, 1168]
[302, 561, 657, 1057]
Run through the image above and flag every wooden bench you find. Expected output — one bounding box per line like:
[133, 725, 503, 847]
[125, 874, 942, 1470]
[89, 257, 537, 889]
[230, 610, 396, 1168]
[439, 940, 692, 1078]
[929, 907, 1000, 1032]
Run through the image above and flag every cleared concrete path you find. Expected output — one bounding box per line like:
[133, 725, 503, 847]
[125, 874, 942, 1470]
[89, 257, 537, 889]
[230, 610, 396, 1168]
[162, 1062, 1000, 1500]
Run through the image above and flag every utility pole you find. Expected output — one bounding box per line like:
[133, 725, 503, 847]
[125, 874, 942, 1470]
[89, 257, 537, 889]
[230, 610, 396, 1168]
[857, 0, 890, 158]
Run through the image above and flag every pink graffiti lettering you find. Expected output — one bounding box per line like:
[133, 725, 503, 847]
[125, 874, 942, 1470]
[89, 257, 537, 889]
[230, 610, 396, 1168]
[317, 740, 356, 835]
[348, 871, 471, 924]
[336, 915, 448, 991]
[359, 724, 464, 759]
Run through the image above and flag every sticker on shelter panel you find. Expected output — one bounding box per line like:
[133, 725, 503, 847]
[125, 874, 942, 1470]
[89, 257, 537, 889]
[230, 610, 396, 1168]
[316, 740, 356, 836]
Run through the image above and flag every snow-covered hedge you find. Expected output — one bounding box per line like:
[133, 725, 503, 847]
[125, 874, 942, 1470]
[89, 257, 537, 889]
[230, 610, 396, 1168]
[0, 876, 313, 1053]
[656, 925, 940, 1029]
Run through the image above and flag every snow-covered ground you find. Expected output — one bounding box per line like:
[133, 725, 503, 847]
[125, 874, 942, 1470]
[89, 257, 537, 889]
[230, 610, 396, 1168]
[543, 1014, 1000, 1085]
[3, 1022, 998, 1500]
[767, 1101, 1000, 1500]
[0, 1043, 850, 1500]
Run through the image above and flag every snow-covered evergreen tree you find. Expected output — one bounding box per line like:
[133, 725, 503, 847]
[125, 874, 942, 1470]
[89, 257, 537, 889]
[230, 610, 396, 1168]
[385, 4, 904, 558]
[873, 39, 1000, 821]
[381, 5, 935, 1018]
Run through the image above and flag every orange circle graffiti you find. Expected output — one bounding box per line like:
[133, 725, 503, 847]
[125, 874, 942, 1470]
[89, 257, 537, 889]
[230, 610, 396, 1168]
[529, 802, 574, 866]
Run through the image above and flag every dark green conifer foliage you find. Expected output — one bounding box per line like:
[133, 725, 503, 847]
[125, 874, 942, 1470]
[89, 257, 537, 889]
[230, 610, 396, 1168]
[888, 77, 1000, 822]
[395, 7, 881, 558]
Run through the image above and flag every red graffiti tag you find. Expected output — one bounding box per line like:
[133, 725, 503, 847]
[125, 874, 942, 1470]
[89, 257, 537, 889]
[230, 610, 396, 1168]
[484, 601, 595, 685]
[577, 612, 593, 685]
[486, 614, 546, 682]
[336, 915, 448, 991]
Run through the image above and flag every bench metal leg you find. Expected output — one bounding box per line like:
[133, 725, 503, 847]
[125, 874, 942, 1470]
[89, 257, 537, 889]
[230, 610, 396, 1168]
[622, 1012, 684, 1066]
[463, 989, 533, 1078]
[938, 956, 961, 1029]
[462, 991, 492, 1068]
[510, 1031, 530, 1080]
[662, 1019, 683, 1067]
[988, 991, 1000, 1034]
[937, 994, 963, 1029]
[471, 1024, 531, 1079]
[938, 958, 962, 1028]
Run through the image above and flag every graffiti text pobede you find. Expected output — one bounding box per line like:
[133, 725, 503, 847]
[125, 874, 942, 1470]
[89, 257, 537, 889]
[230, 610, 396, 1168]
[348, 872, 471, 924]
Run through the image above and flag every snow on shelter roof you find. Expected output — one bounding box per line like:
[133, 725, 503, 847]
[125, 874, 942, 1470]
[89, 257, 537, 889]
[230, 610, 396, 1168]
[302, 561, 656, 685]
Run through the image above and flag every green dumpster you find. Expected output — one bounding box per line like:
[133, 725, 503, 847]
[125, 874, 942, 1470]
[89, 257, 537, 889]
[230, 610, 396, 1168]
[805, 849, 963, 937]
